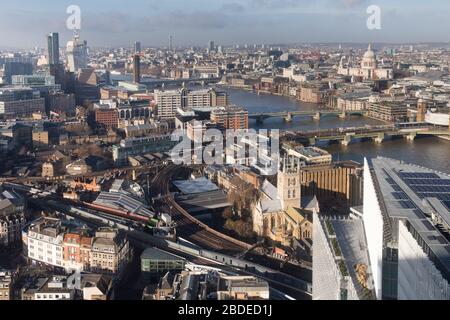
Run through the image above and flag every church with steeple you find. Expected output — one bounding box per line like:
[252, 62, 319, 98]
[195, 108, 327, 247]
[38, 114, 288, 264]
[338, 44, 393, 81]
[251, 155, 319, 247]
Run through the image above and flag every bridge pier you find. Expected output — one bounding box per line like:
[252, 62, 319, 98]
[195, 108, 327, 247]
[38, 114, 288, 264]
[406, 132, 417, 142]
[374, 133, 385, 144]
[309, 137, 317, 146]
[313, 112, 321, 121]
[340, 136, 352, 146]
[339, 112, 347, 119]
[284, 112, 293, 122]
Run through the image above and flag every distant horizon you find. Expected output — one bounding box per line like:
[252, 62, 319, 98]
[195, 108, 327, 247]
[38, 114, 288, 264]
[0, 0, 450, 49]
[2, 41, 450, 52]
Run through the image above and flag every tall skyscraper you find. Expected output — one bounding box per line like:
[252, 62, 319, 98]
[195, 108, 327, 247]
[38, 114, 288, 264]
[133, 54, 141, 84]
[66, 34, 88, 73]
[47, 32, 60, 65]
[134, 41, 141, 54]
[208, 40, 215, 52]
[169, 36, 173, 51]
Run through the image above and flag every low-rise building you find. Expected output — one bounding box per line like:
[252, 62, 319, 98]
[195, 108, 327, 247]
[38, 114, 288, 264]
[112, 134, 176, 166]
[211, 106, 249, 130]
[81, 273, 113, 300]
[26, 217, 65, 270]
[0, 270, 13, 300]
[63, 233, 93, 272]
[141, 247, 185, 276]
[21, 276, 74, 300]
[217, 276, 270, 300]
[91, 228, 130, 274]
[285, 145, 332, 167]
[367, 102, 408, 122]
[0, 188, 26, 248]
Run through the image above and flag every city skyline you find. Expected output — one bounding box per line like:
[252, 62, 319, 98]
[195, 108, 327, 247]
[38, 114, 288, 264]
[1, 0, 450, 49]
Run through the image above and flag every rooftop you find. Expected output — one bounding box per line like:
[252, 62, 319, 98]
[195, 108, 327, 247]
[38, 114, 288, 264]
[141, 247, 185, 262]
[173, 177, 219, 195]
[371, 157, 450, 281]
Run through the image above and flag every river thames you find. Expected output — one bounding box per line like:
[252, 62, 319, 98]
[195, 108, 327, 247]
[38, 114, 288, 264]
[224, 87, 450, 173]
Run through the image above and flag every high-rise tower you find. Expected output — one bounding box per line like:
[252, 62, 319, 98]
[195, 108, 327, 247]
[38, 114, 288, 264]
[133, 54, 141, 84]
[66, 34, 88, 73]
[134, 41, 141, 54]
[47, 32, 60, 65]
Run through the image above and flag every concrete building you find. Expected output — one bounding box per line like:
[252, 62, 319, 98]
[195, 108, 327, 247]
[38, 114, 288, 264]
[0, 188, 26, 248]
[81, 273, 113, 300]
[368, 102, 408, 122]
[112, 134, 176, 166]
[95, 107, 119, 128]
[155, 87, 229, 119]
[91, 228, 130, 275]
[41, 162, 54, 177]
[210, 106, 249, 130]
[285, 145, 332, 167]
[363, 157, 450, 300]
[0, 57, 33, 84]
[0, 87, 45, 119]
[300, 162, 364, 208]
[75, 68, 99, 105]
[21, 276, 74, 300]
[0, 270, 13, 300]
[32, 127, 49, 147]
[26, 217, 65, 270]
[141, 247, 185, 275]
[63, 233, 93, 272]
[67, 35, 88, 73]
[217, 276, 270, 300]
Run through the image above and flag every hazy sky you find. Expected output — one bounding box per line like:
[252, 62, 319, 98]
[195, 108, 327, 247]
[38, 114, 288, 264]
[1, 0, 449, 49]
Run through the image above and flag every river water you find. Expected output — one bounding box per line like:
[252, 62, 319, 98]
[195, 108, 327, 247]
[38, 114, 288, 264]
[224, 87, 450, 173]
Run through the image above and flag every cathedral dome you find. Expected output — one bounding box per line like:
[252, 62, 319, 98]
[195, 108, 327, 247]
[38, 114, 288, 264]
[361, 44, 377, 69]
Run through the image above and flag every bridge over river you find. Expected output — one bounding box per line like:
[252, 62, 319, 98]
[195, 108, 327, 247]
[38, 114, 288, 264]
[249, 109, 367, 123]
[282, 122, 450, 146]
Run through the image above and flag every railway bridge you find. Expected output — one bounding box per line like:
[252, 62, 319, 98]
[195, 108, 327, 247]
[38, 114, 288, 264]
[250, 110, 367, 123]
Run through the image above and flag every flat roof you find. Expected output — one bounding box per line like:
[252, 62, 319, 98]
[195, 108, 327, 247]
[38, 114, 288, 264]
[141, 247, 185, 262]
[371, 157, 450, 281]
[173, 177, 219, 195]
[331, 218, 376, 299]
[175, 190, 231, 214]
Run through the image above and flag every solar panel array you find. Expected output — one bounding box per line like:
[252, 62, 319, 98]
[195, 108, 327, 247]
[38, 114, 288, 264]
[395, 172, 450, 211]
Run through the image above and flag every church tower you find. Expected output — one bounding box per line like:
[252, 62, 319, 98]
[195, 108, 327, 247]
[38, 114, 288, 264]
[278, 156, 302, 211]
[417, 98, 427, 123]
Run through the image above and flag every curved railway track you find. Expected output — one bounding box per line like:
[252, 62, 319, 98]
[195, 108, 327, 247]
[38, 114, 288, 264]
[151, 164, 252, 254]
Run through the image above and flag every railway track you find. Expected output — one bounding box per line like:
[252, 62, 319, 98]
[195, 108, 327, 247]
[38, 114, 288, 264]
[151, 164, 252, 254]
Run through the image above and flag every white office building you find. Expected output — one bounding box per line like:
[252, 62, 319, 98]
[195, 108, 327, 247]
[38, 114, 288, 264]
[26, 217, 64, 269]
[67, 35, 88, 73]
[363, 157, 450, 300]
